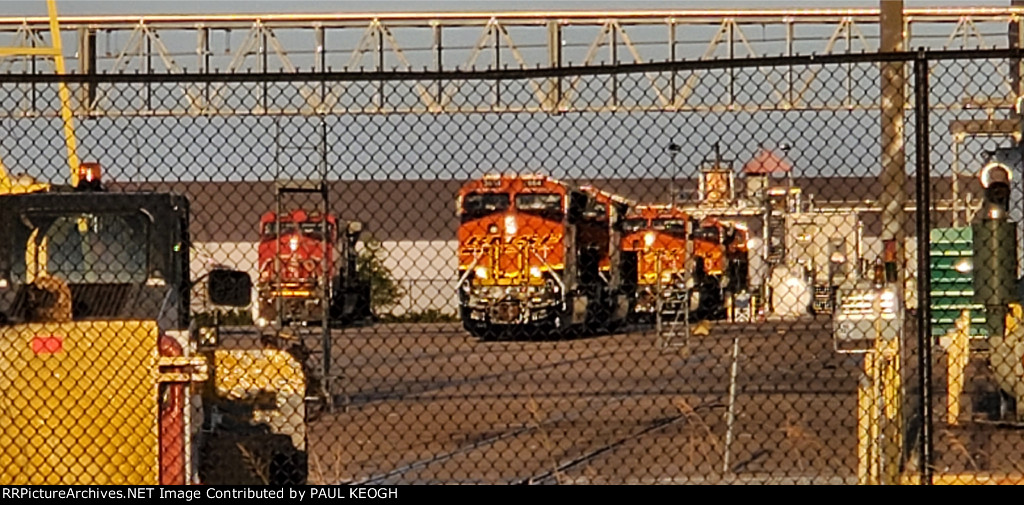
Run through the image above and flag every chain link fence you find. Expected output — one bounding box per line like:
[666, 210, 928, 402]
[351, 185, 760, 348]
[1, 49, 1024, 485]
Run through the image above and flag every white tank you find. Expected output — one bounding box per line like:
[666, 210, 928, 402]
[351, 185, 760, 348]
[770, 265, 810, 318]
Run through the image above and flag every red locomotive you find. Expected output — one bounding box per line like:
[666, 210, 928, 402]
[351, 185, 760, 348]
[257, 209, 371, 326]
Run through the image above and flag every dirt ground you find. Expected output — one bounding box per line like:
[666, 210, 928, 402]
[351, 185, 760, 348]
[296, 319, 1024, 484]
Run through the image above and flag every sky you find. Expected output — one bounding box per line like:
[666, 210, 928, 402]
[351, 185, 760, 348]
[0, 0, 1015, 16]
[1, 0, 1019, 192]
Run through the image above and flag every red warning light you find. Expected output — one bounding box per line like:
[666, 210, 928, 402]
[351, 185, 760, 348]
[78, 162, 101, 183]
[31, 335, 64, 354]
[75, 162, 104, 191]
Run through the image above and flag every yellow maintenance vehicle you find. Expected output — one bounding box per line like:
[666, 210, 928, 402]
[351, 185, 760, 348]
[0, 1, 311, 485]
[0, 161, 50, 195]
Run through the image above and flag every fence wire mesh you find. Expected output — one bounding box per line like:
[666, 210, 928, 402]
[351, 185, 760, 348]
[1, 49, 1024, 485]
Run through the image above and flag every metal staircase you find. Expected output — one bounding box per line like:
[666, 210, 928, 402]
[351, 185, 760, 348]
[656, 289, 691, 349]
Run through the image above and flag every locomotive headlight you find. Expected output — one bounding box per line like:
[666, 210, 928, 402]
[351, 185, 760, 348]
[644, 232, 656, 248]
[488, 224, 499, 234]
[504, 215, 517, 235]
[289, 236, 299, 252]
[530, 266, 542, 278]
[475, 266, 489, 279]
[256, 317, 269, 328]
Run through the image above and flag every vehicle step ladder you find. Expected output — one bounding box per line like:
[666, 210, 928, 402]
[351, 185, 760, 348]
[656, 293, 691, 350]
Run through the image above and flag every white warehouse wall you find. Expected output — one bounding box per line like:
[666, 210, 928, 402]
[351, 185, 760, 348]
[377, 240, 459, 316]
[187, 240, 461, 317]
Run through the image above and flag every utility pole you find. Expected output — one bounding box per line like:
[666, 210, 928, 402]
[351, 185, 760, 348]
[1011, 0, 1024, 105]
[880, 1, 906, 291]
[861, 0, 905, 486]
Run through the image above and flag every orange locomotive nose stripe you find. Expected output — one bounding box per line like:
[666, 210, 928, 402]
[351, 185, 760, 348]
[31, 335, 63, 354]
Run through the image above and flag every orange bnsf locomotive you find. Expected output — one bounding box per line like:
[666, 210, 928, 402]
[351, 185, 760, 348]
[621, 204, 691, 320]
[694, 216, 749, 295]
[621, 206, 750, 321]
[456, 174, 634, 338]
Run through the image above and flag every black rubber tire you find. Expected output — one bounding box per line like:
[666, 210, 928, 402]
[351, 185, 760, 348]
[269, 450, 308, 486]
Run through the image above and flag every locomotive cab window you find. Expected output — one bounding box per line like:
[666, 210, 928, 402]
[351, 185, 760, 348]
[652, 219, 688, 235]
[262, 221, 331, 241]
[262, 222, 298, 238]
[299, 222, 331, 241]
[514, 193, 562, 215]
[691, 226, 721, 244]
[622, 218, 648, 233]
[461, 193, 510, 220]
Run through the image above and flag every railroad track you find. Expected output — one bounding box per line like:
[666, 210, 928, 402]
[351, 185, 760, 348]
[512, 400, 724, 485]
[310, 322, 864, 484]
[346, 390, 658, 485]
[324, 330, 663, 408]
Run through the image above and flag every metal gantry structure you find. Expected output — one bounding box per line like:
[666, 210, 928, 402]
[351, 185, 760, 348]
[0, 7, 1023, 116]
[0, 0, 80, 182]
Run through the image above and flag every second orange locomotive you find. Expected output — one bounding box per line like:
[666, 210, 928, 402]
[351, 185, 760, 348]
[621, 205, 749, 322]
[456, 174, 634, 338]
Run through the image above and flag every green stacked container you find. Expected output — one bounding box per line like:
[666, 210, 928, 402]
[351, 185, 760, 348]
[929, 227, 987, 337]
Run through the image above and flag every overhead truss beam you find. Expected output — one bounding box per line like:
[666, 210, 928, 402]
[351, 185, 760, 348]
[1, 8, 1022, 116]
